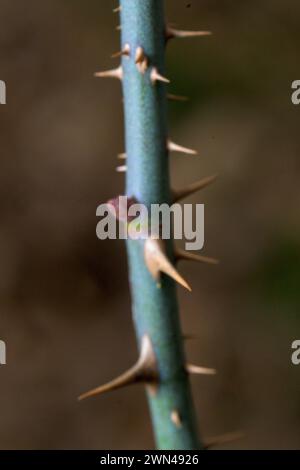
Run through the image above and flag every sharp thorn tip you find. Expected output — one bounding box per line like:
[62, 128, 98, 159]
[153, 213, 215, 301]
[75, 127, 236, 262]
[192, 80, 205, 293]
[78, 336, 158, 401]
[187, 364, 217, 375]
[175, 248, 219, 266]
[168, 140, 197, 155]
[144, 238, 191, 292]
[151, 67, 170, 85]
[167, 27, 212, 40]
[94, 66, 123, 80]
[173, 174, 218, 202]
[111, 44, 130, 59]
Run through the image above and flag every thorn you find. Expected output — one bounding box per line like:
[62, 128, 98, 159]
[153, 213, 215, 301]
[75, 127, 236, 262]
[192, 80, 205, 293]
[113, 6, 121, 13]
[171, 410, 182, 428]
[94, 65, 123, 81]
[116, 165, 127, 173]
[116, 25, 122, 31]
[78, 335, 158, 401]
[118, 152, 127, 160]
[151, 67, 170, 85]
[144, 238, 191, 292]
[135, 46, 145, 64]
[186, 364, 216, 375]
[135, 47, 148, 74]
[111, 51, 122, 59]
[173, 174, 218, 202]
[111, 44, 130, 59]
[166, 27, 212, 40]
[168, 140, 197, 155]
[167, 93, 189, 102]
[204, 431, 244, 449]
[175, 248, 219, 266]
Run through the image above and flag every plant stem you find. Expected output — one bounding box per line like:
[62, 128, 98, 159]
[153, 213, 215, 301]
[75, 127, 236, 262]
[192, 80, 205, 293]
[120, 0, 201, 450]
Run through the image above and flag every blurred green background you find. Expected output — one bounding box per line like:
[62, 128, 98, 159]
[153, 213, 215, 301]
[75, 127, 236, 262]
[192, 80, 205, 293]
[0, 0, 299, 449]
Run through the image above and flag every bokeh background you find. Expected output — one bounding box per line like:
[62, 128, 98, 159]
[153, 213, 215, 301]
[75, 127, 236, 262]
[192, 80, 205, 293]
[0, 0, 300, 449]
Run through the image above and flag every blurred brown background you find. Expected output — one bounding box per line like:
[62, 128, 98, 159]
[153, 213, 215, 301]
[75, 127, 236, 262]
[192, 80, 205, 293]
[0, 0, 300, 449]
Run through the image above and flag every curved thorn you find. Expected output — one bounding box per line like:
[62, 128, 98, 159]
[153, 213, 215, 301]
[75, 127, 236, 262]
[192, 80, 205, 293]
[116, 165, 127, 173]
[116, 25, 122, 31]
[168, 140, 197, 155]
[167, 93, 189, 102]
[94, 65, 123, 81]
[135, 46, 145, 64]
[172, 174, 218, 203]
[186, 364, 216, 375]
[78, 335, 158, 401]
[135, 47, 148, 74]
[118, 152, 127, 160]
[111, 44, 130, 59]
[171, 410, 182, 428]
[204, 431, 244, 449]
[113, 6, 121, 13]
[79, 366, 138, 400]
[151, 67, 170, 85]
[166, 27, 212, 40]
[144, 238, 192, 292]
[175, 248, 219, 266]
[111, 51, 122, 59]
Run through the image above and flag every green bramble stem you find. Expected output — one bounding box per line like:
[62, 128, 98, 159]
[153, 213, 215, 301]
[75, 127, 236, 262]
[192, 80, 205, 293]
[120, 0, 201, 450]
